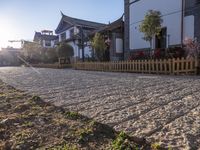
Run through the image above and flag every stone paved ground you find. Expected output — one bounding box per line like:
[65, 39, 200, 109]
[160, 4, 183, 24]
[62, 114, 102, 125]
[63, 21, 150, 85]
[0, 67, 200, 149]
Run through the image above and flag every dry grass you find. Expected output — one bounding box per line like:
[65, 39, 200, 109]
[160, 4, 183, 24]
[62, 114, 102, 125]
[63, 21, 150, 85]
[0, 80, 163, 150]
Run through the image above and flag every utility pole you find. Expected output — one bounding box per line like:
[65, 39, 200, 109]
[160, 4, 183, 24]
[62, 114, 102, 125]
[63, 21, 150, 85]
[80, 26, 85, 62]
[181, 0, 185, 47]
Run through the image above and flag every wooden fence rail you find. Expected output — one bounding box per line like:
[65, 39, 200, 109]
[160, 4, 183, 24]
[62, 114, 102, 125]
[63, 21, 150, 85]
[73, 58, 199, 75]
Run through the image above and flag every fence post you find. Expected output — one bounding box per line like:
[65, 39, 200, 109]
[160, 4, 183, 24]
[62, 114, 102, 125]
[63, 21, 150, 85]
[195, 58, 199, 75]
[172, 58, 175, 75]
[115, 61, 116, 71]
[137, 60, 139, 72]
[180, 57, 184, 72]
[177, 58, 180, 75]
[72, 58, 199, 75]
[185, 58, 189, 75]
[121, 61, 123, 72]
[129, 60, 132, 72]
[141, 60, 144, 73]
[155, 59, 158, 74]
[164, 59, 167, 74]
[148, 59, 151, 73]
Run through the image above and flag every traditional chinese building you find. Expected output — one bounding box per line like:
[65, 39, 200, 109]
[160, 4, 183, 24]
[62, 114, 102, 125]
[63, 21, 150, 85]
[55, 12, 106, 60]
[124, 0, 200, 59]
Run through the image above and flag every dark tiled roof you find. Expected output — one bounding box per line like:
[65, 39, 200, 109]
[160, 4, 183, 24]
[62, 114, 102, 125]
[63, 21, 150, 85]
[62, 14, 106, 28]
[55, 13, 106, 34]
[34, 32, 58, 42]
[91, 16, 124, 35]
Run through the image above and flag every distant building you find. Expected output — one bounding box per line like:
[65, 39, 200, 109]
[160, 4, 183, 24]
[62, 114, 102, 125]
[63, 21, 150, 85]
[33, 30, 58, 48]
[124, 0, 200, 58]
[55, 12, 105, 60]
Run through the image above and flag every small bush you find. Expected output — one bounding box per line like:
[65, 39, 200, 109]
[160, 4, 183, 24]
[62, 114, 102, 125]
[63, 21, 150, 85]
[65, 112, 81, 120]
[111, 132, 138, 150]
[151, 143, 161, 150]
[184, 37, 200, 59]
[78, 128, 93, 144]
[57, 43, 74, 63]
[49, 143, 77, 150]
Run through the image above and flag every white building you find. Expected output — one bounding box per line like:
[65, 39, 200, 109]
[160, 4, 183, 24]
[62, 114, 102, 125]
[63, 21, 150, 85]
[124, 0, 200, 57]
[33, 30, 58, 48]
[55, 13, 105, 60]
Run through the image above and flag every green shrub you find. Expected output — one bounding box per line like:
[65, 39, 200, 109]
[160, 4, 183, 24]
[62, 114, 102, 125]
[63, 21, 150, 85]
[111, 132, 138, 150]
[57, 43, 74, 63]
[65, 112, 81, 120]
[151, 143, 161, 150]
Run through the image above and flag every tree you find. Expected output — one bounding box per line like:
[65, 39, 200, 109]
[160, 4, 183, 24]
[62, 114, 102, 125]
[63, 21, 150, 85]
[91, 33, 107, 61]
[139, 10, 163, 50]
[22, 41, 58, 64]
[22, 41, 43, 63]
[184, 37, 200, 59]
[45, 48, 58, 63]
[56, 42, 74, 63]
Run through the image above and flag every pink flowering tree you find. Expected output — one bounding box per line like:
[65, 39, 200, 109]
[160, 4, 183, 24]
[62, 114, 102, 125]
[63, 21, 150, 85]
[184, 37, 200, 59]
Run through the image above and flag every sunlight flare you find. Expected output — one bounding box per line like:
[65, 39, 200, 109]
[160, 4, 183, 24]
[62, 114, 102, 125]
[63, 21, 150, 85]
[0, 16, 20, 48]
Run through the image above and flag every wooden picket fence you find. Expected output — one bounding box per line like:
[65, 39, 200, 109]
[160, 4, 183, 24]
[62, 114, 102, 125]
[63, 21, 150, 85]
[73, 57, 199, 75]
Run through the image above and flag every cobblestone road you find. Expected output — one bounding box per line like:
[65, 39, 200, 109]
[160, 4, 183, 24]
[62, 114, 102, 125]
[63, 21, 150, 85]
[0, 67, 200, 149]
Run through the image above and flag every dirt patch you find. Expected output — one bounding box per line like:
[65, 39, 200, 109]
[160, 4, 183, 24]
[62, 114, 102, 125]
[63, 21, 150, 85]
[0, 80, 164, 150]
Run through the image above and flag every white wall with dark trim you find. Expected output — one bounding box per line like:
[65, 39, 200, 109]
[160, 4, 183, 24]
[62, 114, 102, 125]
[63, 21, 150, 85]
[129, 0, 195, 50]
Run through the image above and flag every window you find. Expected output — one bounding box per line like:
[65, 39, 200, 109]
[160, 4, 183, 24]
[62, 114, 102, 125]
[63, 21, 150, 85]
[45, 40, 51, 47]
[155, 28, 167, 49]
[60, 32, 66, 41]
[69, 28, 74, 38]
[74, 27, 79, 35]
[115, 38, 123, 53]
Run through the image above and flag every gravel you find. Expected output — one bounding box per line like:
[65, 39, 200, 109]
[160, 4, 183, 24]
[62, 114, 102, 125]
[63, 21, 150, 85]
[0, 67, 200, 149]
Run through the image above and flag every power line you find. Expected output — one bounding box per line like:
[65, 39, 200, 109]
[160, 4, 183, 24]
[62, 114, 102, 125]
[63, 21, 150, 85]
[130, 3, 200, 26]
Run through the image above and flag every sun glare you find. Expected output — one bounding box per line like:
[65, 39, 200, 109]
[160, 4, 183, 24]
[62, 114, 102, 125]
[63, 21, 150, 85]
[0, 16, 20, 49]
[0, 27, 8, 49]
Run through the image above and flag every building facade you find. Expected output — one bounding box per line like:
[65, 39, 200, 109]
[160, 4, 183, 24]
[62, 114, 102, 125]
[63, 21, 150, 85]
[124, 0, 200, 59]
[95, 17, 124, 61]
[33, 30, 58, 48]
[55, 13, 105, 60]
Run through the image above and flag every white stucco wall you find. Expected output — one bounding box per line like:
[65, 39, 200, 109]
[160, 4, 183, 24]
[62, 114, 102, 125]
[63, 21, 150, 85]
[42, 40, 46, 47]
[78, 46, 92, 59]
[67, 41, 79, 57]
[59, 35, 61, 42]
[129, 0, 183, 50]
[58, 27, 77, 42]
[51, 41, 55, 48]
[84, 46, 92, 57]
[74, 26, 79, 35]
[184, 15, 194, 39]
[66, 30, 70, 39]
[66, 27, 75, 40]
[64, 40, 92, 59]
[116, 38, 123, 53]
[58, 31, 66, 42]
[42, 40, 55, 48]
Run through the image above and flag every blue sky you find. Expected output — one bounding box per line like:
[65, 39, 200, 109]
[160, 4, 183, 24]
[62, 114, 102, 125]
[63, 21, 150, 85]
[0, 0, 124, 49]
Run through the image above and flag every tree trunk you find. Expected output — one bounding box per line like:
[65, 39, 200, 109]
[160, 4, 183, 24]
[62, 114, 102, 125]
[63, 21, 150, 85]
[149, 39, 153, 59]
